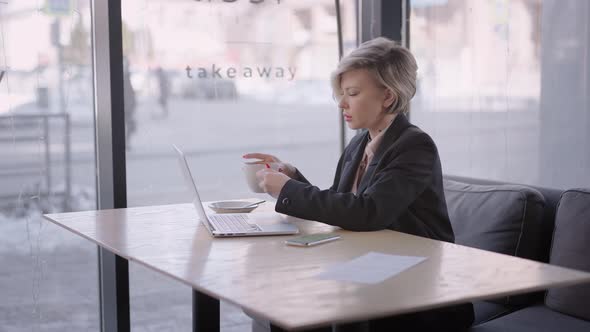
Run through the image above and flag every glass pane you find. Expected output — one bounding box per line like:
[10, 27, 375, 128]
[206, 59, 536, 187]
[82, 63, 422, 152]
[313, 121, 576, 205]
[121, 0, 356, 329]
[0, 1, 98, 330]
[410, 0, 589, 189]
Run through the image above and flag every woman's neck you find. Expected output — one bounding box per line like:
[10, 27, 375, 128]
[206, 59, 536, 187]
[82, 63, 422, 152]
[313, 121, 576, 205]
[369, 113, 397, 139]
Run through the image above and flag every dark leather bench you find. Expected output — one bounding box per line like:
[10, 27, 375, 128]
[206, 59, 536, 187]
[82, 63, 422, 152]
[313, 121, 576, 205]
[444, 176, 590, 331]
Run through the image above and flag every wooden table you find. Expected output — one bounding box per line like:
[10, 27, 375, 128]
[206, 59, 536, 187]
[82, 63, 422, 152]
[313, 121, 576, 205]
[44, 202, 590, 331]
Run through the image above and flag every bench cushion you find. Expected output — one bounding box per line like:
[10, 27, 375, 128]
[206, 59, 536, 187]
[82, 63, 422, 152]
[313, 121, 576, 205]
[545, 189, 590, 320]
[444, 179, 545, 306]
[470, 305, 590, 332]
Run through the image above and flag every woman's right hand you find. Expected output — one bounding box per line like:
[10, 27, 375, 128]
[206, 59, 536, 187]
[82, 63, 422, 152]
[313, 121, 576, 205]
[242, 153, 298, 179]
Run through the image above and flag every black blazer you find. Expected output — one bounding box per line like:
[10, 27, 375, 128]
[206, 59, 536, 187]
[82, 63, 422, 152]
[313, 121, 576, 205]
[276, 114, 454, 242]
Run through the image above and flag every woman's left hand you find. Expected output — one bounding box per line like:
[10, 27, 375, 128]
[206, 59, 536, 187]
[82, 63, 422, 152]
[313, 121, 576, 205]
[256, 168, 290, 198]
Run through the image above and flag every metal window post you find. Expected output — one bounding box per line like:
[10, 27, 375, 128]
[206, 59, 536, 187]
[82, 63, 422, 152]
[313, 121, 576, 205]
[91, 0, 130, 331]
[359, 0, 410, 120]
[359, 0, 408, 45]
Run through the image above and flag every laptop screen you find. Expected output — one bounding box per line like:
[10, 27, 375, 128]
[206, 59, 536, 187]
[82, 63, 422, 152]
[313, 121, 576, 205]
[173, 145, 209, 223]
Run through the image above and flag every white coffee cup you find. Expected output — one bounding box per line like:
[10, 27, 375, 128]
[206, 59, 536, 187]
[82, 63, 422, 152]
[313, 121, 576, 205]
[242, 162, 279, 193]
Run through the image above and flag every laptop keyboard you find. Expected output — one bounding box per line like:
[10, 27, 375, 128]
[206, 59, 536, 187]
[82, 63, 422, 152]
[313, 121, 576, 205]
[209, 214, 261, 233]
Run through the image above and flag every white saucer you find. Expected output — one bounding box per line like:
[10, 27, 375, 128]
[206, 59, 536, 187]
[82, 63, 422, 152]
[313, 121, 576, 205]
[208, 201, 260, 214]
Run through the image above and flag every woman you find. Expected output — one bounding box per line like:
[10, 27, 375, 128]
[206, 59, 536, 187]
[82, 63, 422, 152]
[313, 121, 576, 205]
[244, 37, 473, 331]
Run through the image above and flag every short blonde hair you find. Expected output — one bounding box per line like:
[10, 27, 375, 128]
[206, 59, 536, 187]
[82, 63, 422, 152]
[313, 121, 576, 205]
[331, 37, 418, 114]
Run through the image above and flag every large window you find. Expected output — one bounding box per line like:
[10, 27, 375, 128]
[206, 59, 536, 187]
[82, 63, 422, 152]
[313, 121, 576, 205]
[410, 0, 589, 189]
[120, 0, 357, 329]
[0, 1, 98, 330]
[1, 1, 357, 330]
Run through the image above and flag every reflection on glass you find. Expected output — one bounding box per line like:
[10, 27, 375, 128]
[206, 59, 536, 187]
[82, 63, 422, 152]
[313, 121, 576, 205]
[0, 1, 98, 330]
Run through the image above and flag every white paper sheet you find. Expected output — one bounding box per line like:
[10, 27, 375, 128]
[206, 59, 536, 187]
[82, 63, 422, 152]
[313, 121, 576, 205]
[316, 252, 427, 284]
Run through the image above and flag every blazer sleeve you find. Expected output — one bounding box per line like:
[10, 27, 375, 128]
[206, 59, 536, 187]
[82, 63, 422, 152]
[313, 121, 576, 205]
[292, 168, 311, 185]
[275, 133, 436, 231]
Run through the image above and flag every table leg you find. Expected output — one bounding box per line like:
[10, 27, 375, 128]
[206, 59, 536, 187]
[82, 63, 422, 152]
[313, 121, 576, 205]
[192, 290, 220, 332]
[270, 324, 332, 332]
[269, 321, 369, 332]
[333, 322, 370, 332]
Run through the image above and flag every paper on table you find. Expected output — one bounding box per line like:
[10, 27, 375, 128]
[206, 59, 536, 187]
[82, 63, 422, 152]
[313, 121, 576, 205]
[316, 252, 427, 284]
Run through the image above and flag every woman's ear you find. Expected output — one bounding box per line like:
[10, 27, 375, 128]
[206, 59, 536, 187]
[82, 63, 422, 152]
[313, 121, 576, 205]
[383, 89, 396, 109]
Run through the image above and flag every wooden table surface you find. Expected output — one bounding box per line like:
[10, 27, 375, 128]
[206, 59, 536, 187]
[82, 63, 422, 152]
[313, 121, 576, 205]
[44, 202, 590, 330]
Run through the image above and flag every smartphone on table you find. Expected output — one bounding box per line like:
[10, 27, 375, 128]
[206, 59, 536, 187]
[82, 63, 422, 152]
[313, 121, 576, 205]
[285, 233, 341, 247]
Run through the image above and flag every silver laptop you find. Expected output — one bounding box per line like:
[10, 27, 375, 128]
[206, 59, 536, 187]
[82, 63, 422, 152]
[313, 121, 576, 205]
[173, 145, 299, 237]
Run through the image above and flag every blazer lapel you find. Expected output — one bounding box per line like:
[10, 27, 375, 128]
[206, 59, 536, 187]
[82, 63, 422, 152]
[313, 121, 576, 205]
[337, 131, 369, 192]
[356, 114, 412, 194]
